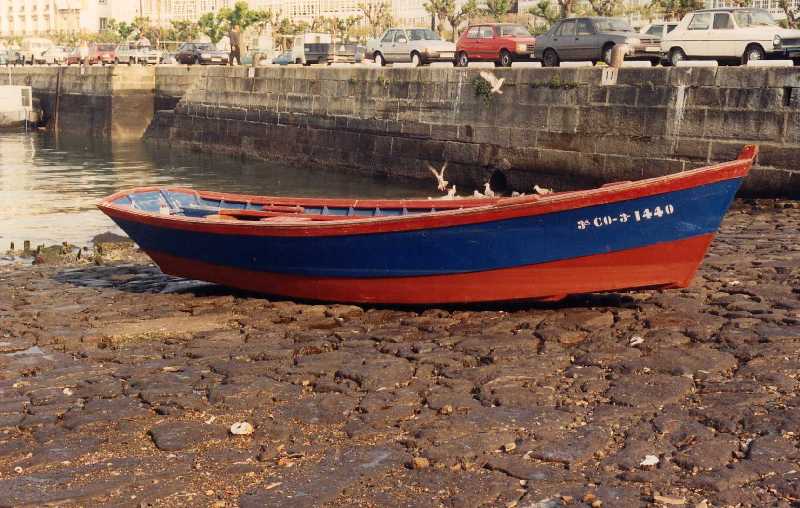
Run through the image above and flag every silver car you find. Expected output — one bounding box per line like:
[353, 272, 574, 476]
[534, 17, 662, 67]
[368, 28, 456, 66]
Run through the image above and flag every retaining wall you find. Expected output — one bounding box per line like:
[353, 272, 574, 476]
[0, 66, 155, 140]
[150, 65, 800, 197]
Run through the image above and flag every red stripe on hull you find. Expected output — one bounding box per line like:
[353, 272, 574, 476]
[144, 234, 715, 304]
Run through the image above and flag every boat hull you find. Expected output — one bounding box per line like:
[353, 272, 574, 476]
[145, 234, 714, 304]
[98, 146, 755, 304]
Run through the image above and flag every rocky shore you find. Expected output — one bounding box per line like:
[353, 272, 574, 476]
[1, 200, 799, 507]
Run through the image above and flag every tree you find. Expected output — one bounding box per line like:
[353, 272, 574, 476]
[357, 1, 393, 37]
[424, 0, 451, 37]
[446, 0, 478, 41]
[649, 0, 704, 20]
[587, 0, 622, 16]
[528, 0, 560, 28]
[170, 19, 199, 41]
[779, 0, 799, 28]
[482, 0, 512, 20]
[250, 9, 278, 36]
[198, 12, 226, 43]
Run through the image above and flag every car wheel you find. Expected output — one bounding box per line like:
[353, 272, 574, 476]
[649, 57, 661, 67]
[455, 51, 468, 67]
[499, 49, 512, 67]
[542, 48, 560, 67]
[410, 52, 421, 67]
[374, 52, 386, 67]
[669, 48, 686, 66]
[742, 44, 766, 65]
[602, 44, 615, 65]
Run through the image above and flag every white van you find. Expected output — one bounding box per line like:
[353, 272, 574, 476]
[291, 33, 331, 64]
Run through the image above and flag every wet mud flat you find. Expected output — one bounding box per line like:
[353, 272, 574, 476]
[0, 201, 799, 508]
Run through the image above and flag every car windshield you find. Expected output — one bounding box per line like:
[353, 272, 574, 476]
[408, 29, 440, 41]
[594, 18, 633, 32]
[499, 25, 531, 37]
[733, 9, 777, 27]
[97, 44, 115, 51]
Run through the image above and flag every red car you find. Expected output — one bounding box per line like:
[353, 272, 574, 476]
[89, 43, 116, 65]
[455, 23, 536, 67]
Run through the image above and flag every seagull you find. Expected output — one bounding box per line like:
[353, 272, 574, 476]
[473, 189, 484, 198]
[479, 71, 505, 95]
[511, 191, 522, 197]
[444, 185, 457, 200]
[533, 184, 553, 196]
[483, 182, 495, 198]
[426, 162, 448, 192]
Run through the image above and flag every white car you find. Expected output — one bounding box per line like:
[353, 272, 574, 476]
[640, 22, 679, 39]
[661, 8, 800, 66]
[367, 28, 456, 66]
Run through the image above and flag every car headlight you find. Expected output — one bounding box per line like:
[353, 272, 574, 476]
[624, 38, 641, 46]
[516, 42, 527, 53]
[774, 35, 782, 48]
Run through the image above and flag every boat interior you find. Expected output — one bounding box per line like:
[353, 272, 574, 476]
[111, 188, 506, 222]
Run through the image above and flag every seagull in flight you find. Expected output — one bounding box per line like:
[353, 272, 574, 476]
[479, 71, 505, 95]
[427, 162, 449, 192]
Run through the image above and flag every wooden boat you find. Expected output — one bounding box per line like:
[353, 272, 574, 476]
[98, 145, 757, 304]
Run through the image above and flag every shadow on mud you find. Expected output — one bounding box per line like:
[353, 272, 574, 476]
[53, 263, 636, 312]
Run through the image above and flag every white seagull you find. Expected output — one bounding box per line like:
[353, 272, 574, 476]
[426, 162, 448, 192]
[533, 184, 553, 196]
[483, 182, 496, 198]
[479, 71, 505, 95]
[444, 185, 457, 199]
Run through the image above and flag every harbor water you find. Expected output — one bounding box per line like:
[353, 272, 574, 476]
[0, 132, 431, 248]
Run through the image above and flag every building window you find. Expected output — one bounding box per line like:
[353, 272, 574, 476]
[99, 17, 108, 30]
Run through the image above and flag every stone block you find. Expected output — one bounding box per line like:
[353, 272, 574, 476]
[764, 67, 800, 88]
[715, 67, 769, 88]
[444, 140, 480, 164]
[637, 85, 672, 107]
[666, 107, 706, 138]
[616, 67, 670, 86]
[537, 131, 594, 153]
[673, 137, 711, 161]
[548, 105, 580, 133]
[740, 166, 798, 198]
[705, 110, 784, 141]
[786, 112, 800, 143]
[668, 67, 718, 87]
[726, 88, 784, 110]
[400, 121, 432, 138]
[430, 123, 459, 141]
[606, 86, 638, 105]
[688, 87, 726, 108]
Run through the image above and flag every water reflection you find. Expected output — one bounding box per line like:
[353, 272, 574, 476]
[0, 132, 430, 247]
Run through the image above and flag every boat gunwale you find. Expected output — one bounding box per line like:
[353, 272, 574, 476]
[98, 145, 757, 237]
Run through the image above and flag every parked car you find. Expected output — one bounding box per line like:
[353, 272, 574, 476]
[116, 43, 162, 65]
[88, 43, 116, 65]
[19, 37, 55, 65]
[161, 52, 178, 64]
[41, 46, 69, 65]
[304, 41, 365, 64]
[368, 28, 456, 66]
[176, 43, 229, 65]
[65, 47, 82, 65]
[640, 21, 679, 39]
[455, 23, 535, 67]
[291, 33, 331, 64]
[242, 46, 274, 66]
[7, 48, 23, 65]
[661, 8, 800, 65]
[534, 17, 662, 66]
[271, 51, 293, 65]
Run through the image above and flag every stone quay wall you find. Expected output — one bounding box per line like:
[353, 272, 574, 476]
[0, 66, 154, 140]
[3, 65, 799, 197]
[151, 65, 800, 198]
